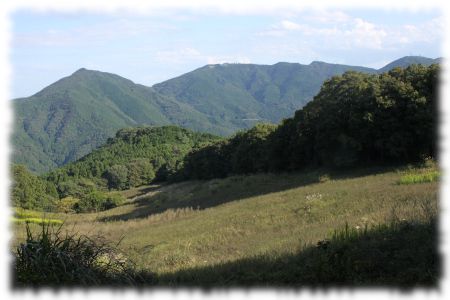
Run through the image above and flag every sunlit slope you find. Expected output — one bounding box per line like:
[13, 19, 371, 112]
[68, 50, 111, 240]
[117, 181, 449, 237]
[14, 166, 437, 277]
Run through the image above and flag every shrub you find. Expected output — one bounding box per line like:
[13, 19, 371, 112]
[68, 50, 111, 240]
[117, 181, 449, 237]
[102, 192, 126, 210]
[74, 191, 107, 213]
[56, 196, 80, 213]
[73, 190, 126, 213]
[103, 164, 129, 190]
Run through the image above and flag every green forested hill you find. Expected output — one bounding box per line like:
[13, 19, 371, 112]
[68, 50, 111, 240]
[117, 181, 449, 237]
[45, 126, 220, 194]
[12, 56, 438, 173]
[12, 126, 220, 212]
[12, 69, 227, 173]
[153, 61, 376, 127]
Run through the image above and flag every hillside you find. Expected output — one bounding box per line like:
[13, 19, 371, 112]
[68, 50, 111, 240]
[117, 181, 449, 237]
[42, 126, 220, 206]
[12, 56, 439, 173]
[153, 61, 376, 128]
[12, 166, 439, 285]
[12, 69, 227, 173]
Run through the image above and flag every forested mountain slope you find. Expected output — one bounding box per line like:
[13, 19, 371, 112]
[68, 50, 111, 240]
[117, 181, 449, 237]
[12, 69, 226, 173]
[12, 56, 438, 173]
[153, 61, 376, 129]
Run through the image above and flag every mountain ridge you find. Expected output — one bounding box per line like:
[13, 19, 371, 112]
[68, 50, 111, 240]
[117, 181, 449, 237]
[13, 56, 439, 173]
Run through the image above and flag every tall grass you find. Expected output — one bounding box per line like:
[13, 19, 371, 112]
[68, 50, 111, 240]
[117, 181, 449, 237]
[13, 222, 154, 286]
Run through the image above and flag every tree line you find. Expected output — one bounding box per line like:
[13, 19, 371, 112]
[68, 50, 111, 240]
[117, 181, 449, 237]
[175, 64, 438, 180]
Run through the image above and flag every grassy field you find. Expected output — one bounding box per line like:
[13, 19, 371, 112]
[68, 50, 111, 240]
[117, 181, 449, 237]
[11, 165, 439, 286]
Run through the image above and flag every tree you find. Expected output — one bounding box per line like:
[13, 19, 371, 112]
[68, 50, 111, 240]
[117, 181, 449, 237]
[74, 190, 107, 213]
[103, 165, 128, 190]
[11, 165, 57, 211]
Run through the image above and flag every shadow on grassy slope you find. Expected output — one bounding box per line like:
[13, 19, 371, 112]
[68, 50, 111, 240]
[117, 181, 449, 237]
[101, 165, 407, 222]
[14, 217, 438, 288]
[156, 218, 439, 288]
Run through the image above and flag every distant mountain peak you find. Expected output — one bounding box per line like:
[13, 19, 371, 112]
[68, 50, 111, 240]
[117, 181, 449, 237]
[73, 67, 90, 74]
[378, 56, 439, 73]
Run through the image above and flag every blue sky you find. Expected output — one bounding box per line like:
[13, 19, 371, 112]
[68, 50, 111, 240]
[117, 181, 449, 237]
[11, 8, 443, 98]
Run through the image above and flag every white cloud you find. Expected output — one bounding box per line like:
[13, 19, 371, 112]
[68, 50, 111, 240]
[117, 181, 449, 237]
[342, 18, 387, 49]
[280, 20, 301, 30]
[257, 19, 305, 36]
[257, 11, 442, 51]
[394, 17, 443, 44]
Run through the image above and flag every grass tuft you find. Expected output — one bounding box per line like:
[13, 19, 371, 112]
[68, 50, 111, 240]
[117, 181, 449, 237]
[398, 171, 440, 185]
[13, 222, 154, 286]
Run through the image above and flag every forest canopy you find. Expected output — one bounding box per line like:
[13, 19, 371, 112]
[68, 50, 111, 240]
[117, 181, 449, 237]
[177, 64, 438, 180]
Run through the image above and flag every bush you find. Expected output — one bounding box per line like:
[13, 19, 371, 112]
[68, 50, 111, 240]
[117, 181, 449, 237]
[73, 190, 126, 213]
[13, 222, 151, 286]
[103, 165, 129, 190]
[102, 192, 126, 210]
[57, 178, 96, 199]
[56, 196, 80, 213]
[74, 191, 107, 213]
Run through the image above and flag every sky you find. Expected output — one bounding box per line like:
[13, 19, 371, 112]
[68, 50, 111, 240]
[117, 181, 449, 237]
[10, 8, 443, 98]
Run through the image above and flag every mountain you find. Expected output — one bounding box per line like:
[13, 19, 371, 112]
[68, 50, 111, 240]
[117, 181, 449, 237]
[12, 69, 228, 173]
[153, 62, 377, 128]
[378, 56, 441, 73]
[12, 56, 439, 173]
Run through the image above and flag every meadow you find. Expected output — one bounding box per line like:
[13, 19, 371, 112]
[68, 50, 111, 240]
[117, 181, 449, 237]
[11, 164, 439, 286]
